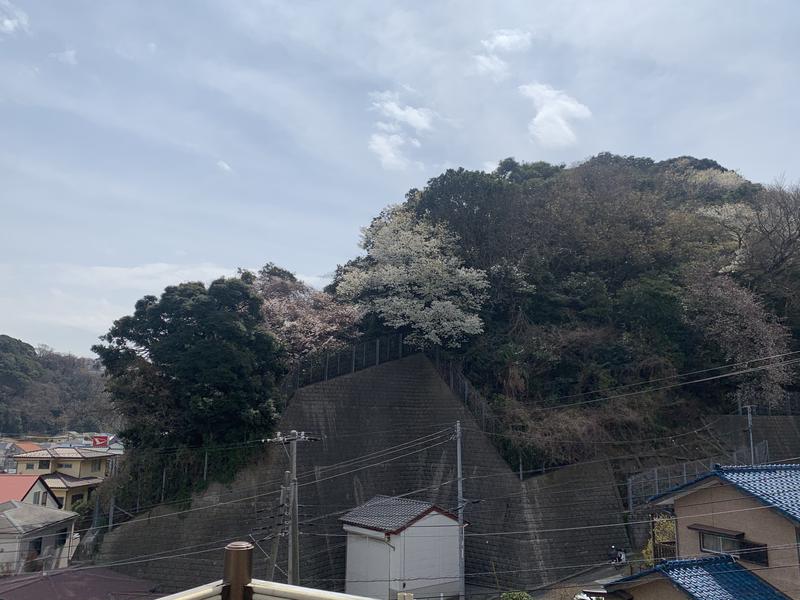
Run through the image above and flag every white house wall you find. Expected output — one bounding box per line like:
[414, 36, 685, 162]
[389, 513, 460, 598]
[21, 480, 57, 507]
[345, 530, 391, 600]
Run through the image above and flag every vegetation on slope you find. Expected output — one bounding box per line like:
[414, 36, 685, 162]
[0, 334, 118, 435]
[332, 153, 800, 466]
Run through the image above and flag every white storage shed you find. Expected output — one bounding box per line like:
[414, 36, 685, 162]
[341, 496, 461, 600]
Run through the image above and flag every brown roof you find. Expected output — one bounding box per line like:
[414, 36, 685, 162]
[0, 568, 158, 599]
[41, 473, 103, 490]
[13, 447, 110, 460]
[13, 441, 43, 453]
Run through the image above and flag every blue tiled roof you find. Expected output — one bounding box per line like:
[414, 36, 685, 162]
[615, 555, 790, 599]
[650, 464, 800, 523]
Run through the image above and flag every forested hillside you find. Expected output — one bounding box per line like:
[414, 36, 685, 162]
[0, 334, 118, 434]
[330, 153, 800, 466]
[92, 152, 800, 487]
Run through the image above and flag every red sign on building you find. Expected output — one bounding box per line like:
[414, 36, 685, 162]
[92, 435, 109, 448]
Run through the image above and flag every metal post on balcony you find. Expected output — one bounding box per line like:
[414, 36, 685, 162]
[222, 541, 254, 600]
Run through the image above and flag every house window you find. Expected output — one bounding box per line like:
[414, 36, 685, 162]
[25, 463, 34, 470]
[699, 532, 768, 566]
[70, 493, 84, 508]
[38, 460, 50, 469]
[30, 537, 42, 555]
[32, 491, 40, 504]
[41, 493, 46, 506]
[57, 463, 73, 469]
[91, 459, 101, 472]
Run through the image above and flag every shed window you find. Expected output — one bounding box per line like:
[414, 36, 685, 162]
[38, 460, 50, 469]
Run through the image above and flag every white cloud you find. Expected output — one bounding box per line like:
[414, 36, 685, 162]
[482, 160, 499, 173]
[216, 159, 233, 173]
[297, 273, 330, 289]
[370, 91, 434, 133]
[519, 82, 591, 147]
[481, 29, 532, 53]
[367, 90, 435, 170]
[473, 53, 509, 80]
[49, 49, 78, 66]
[59, 262, 237, 292]
[368, 132, 409, 170]
[0, 0, 28, 35]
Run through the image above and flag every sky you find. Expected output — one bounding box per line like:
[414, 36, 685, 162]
[1, 1, 799, 356]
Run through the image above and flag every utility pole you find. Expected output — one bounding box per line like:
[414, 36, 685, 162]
[268, 471, 290, 580]
[745, 405, 756, 465]
[456, 421, 465, 600]
[266, 430, 319, 585]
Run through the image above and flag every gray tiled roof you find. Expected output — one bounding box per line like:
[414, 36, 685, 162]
[0, 500, 77, 534]
[340, 495, 453, 533]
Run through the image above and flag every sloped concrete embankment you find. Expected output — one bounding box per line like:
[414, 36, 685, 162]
[98, 354, 628, 593]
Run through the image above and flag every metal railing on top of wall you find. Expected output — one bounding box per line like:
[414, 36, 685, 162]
[280, 333, 411, 401]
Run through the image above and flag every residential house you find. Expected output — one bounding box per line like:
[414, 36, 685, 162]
[591, 554, 789, 599]
[585, 464, 800, 599]
[12, 448, 109, 510]
[340, 495, 461, 600]
[0, 474, 60, 508]
[0, 500, 78, 575]
[0, 442, 42, 473]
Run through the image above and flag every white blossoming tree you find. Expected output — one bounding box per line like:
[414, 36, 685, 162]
[336, 206, 489, 348]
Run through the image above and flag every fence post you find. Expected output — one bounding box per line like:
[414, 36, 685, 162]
[203, 451, 209, 481]
[108, 496, 115, 531]
[627, 476, 634, 513]
[324, 353, 329, 381]
[352, 345, 356, 373]
[376, 337, 381, 365]
[222, 541, 254, 600]
[654, 467, 659, 495]
[399, 334, 403, 358]
[682, 462, 687, 483]
[161, 467, 167, 504]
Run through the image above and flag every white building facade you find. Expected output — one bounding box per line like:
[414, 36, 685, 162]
[342, 496, 461, 600]
[0, 500, 78, 575]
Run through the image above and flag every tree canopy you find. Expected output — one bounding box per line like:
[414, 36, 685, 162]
[335, 206, 489, 348]
[92, 276, 284, 450]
